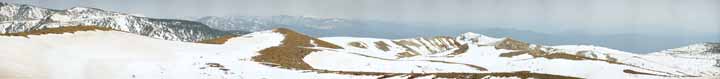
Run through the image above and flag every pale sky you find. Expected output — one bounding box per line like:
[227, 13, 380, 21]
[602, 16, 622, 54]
[3, 0, 719, 35]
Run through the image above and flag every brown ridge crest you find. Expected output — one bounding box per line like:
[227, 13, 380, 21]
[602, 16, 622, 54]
[0, 26, 114, 37]
[252, 28, 342, 70]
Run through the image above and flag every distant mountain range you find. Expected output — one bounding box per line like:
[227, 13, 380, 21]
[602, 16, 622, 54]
[0, 2, 239, 42]
[1, 2, 718, 79]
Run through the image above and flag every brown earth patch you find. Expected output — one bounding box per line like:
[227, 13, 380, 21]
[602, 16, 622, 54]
[543, 53, 586, 60]
[623, 69, 667, 77]
[392, 41, 422, 57]
[373, 41, 391, 51]
[0, 26, 114, 37]
[498, 48, 696, 77]
[449, 44, 469, 55]
[348, 42, 368, 49]
[395, 51, 418, 58]
[205, 63, 230, 71]
[342, 52, 487, 71]
[196, 35, 238, 44]
[498, 46, 547, 58]
[381, 36, 465, 57]
[500, 50, 530, 57]
[426, 36, 461, 49]
[312, 70, 581, 79]
[495, 38, 530, 50]
[500, 49, 614, 63]
[575, 51, 599, 58]
[394, 40, 422, 47]
[489, 37, 691, 77]
[242, 29, 579, 78]
[252, 28, 342, 70]
[427, 36, 461, 49]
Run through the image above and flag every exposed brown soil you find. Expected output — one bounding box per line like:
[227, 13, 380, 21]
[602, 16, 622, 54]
[623, 69, 667, 77]
[499, 49, 616, 63]
[392, 41, 421, 57]
[497, 47, 697, 77]
[449, 44, 469, 55]
[498, 45, 546, 58]
[543, 53, 587, 60]
[246, 29, 579, 79]
[395, 51, 418, 58]
[205, 63, 230, 71]
[575, 51, 598, 58]
[341, 51, 488, 71]
[495, 38, 531, 50]
[0, 26, 114, 37]
[252, 28, 342, 70]
[500, 51, 530, 57]
[394, 40, 422, 47]
[348, 42, 368, 49]
[428, 36, 462, 50]
[206, 63, 225, 68]
[312, 70, 581, 79]
[196, 35, 238, 44]
[373, 37, 466, 58]
[373, 41, 391, 51]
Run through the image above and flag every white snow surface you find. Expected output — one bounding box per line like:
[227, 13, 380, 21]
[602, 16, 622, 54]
[0, 30, 378, 79]
[318, 35, 720, 79]
[0, 26, 718, 79]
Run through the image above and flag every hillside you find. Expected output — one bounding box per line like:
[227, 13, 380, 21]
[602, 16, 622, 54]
[0, 26, 718, 79]
[0, 2, 239, 42]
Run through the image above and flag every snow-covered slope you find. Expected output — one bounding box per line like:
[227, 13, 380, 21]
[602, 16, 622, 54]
[0, 2, 234, 42]
[0, 28, 571, 79]
[1, 26, 718, 79]
[320, 32, 720, 79]
[651, 43, 720, 59]
[0, 28, 380, 79]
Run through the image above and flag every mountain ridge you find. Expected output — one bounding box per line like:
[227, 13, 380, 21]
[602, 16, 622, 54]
[0, 2, 239, 42]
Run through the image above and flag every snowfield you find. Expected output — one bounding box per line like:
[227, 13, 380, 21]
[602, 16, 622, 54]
[0, 30, 376, 79]
[0, 29, 717, 79]
[320, 33, 720, 79]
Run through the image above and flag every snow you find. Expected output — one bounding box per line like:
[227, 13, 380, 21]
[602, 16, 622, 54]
[319, 35, 719, 79]
[458, 32, 505, 45]
[1, 3, 225, 42]
[321, 37, 411, 58]
[550, 45, 641, 60]
[0, 30, 378, 79]
[303, 50, 480, 73]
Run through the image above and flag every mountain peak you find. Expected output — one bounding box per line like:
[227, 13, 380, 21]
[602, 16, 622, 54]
[0, 3, 236, 42]
[460, 32, 483, 38]
[457, 32, 504, 45]
[66, 7, 105, 13]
